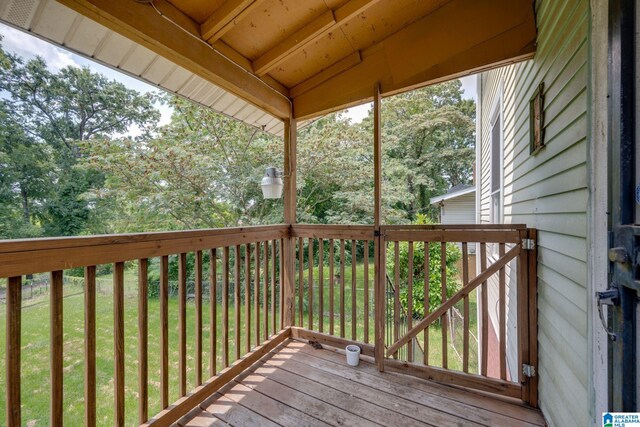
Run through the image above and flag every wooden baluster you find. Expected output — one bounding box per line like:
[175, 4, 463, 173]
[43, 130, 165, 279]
[308, 238, 314, 330]
[480, 242, 488, 376]
[84, 267, 96, 427]
[423, 242, 429, 365]
[245, 244, 251, 353]
[393, 242, 400, 359]
[318, 239, 324, 334]
[49, 271, 64, 427]
[195, 251, 203, 385]
[407, 242, 414, 362]
[234, 245, 241, 361]
[178, 253, 187, 396]
[137, 260, 148, 423]
[160, 255, 169, 408]
[462, 243, 470, 373]
[351, 240, 357, 340]
[298, 237, 304, 327]
[363, 240, 369, 344]
[113, 263, 125, 426]
[329, 239, 335, 335]
[272, 239, 277, 336]
[440, 242, 448, 369]
[264, 240, 269, 339]
[340, 239, 346, 338]
[374, 237, 387, 371]
[499, 242, 506, 380]
[254, 242, 260, 346]
[209, 249, 217, 377]
[222, 247, 230, 368]
[6, 276, 21, 427]
[279, 238, 285, 330]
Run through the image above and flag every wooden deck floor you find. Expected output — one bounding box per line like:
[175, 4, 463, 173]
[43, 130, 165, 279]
[183, 340, 546, 427]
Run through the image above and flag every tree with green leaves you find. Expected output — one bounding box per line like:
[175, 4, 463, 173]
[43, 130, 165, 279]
[370, 80, 476, 222]
[0, 40, 160, 237]
[87, 95, 283, 231]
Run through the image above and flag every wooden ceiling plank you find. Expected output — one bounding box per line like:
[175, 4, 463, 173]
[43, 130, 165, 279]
[333, 0, 381, 22]
[200, 0, 255, 41]
[253, 10, 336, 76]
[253, 0, 380, 77]
[58, 0, 290, 118]
[290, 51, 362, 98]
[206, 0, 267, 43]
[293, 0, 536, 119]
[212, 40, 289, 96]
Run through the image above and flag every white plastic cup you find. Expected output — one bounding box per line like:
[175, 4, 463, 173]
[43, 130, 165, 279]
[345, 345, 361, 366]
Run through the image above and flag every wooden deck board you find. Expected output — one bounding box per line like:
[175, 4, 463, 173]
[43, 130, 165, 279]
[184, 340, 546, 427]
[291, 342, 546, 426]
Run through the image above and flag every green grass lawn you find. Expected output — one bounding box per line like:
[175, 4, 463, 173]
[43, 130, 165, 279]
[295, 262, 479, 372]
[0, 275, 277, 426]
[0, 262, 478, 425]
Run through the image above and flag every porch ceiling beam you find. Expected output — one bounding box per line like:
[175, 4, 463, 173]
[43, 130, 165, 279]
[253, 0, 380, 77]
[201, 0, 266, 43]
[292, 0, 536, 119]
[58, 0, 291, 119]
[290, 51, 362, 98]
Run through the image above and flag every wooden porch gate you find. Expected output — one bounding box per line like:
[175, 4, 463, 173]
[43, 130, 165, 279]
[374, 224, 539, 407]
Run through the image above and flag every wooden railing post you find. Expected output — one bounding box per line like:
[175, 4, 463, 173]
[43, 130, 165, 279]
[283, 116, 297, 327]
[527, 228, 539, 407]
[517, 229, 530, 404]
[373, 82, 385, 372]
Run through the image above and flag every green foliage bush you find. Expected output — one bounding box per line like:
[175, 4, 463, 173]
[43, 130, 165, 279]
[386, 215, 461, 318]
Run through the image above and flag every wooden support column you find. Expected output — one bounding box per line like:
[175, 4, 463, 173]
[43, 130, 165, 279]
[283, 115, 297, 327]
[373, 83, 385, 372]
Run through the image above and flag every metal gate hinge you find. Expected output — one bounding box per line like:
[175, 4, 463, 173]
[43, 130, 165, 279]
[523, 364, 536, 378]
[522, 238, 535, 250]
[374, 230, 382, 237]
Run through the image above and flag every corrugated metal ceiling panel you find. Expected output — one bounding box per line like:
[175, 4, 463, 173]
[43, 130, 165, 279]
[0, 0, 286, 137]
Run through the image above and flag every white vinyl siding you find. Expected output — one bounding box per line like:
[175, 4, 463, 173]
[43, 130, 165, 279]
[439, 193, 476, 225]
[478, 0, 589, 426]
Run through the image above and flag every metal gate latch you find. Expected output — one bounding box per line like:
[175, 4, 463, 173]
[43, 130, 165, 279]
[596, 287, 619, 341]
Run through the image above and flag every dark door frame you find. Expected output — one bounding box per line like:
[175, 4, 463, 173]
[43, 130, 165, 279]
[608, 0, 637, 411]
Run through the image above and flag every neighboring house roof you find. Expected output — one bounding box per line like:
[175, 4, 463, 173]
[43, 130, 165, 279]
[430, 185, 475, 205]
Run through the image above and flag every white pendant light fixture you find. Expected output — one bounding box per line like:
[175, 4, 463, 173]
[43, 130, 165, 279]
[261, 167, 284, 199]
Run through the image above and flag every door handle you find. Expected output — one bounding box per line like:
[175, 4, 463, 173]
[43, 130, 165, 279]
[596, 287, 619, 341]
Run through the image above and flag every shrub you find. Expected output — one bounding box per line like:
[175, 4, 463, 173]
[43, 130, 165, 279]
[386, 215, 461, 318]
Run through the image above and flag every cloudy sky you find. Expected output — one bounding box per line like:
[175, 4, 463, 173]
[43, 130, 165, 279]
[0, 21, 477, 127]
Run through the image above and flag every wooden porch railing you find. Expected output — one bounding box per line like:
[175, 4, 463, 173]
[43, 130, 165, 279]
[379, 224, 538, 406]
[0, 225, 288, 426]
[0, 223, 537, 426]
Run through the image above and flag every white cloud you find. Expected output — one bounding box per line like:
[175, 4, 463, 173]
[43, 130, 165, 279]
[1, 23, 79, 70]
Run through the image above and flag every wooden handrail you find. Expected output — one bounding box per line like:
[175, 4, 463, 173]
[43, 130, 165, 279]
[0, 226, 288, 277]
[0, 224, 287, 253]
[386, 243, 522, 357]
[384, 229, 521, 243]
